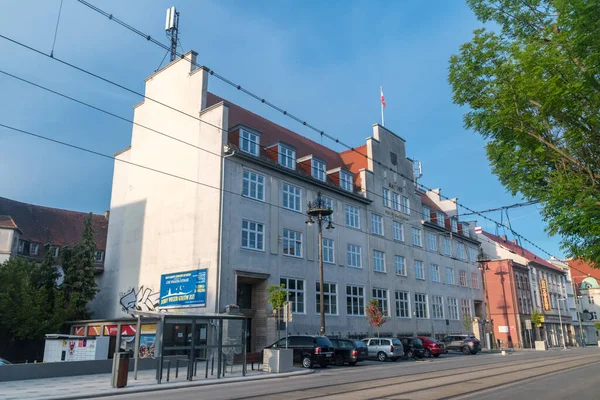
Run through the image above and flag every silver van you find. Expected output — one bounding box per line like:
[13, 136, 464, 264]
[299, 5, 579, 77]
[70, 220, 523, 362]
[361, 337, 404, 361]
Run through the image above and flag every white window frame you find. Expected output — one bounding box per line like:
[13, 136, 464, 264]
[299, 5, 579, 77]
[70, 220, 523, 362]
[392, 192, 401, 211]
[461, 299, 472, 319]
[422, 206, 431, 222]
[30, 243, 39, 256]
[412, 227, 422, 247]
[340, 170, 353, 192]
[372, 288, 389, 316]
[346, 285, 365, 316]
[456, 242, 466, 260]
[447, 297, 459, 320]
[382, 188, 391, 207]
[18, 240, 25, 253]
[278, 144, 296, 169]
[451, 218, 458, 233]
[321, 238, 335, 264]
[426, 232, 438, 252]
[395, 255, 406, 276]
[392, 220, 404, 241]
[371, 213, 384, 236]
[240, 129, 259, 156]
[347, 244, 362, 268]
[345, 205, 360, 229]
[459, 270, 467, 287]
[446, 267, 455, 285]
[471, 273, 479, 289]
[373, 250, 386, 273]
[242, 220, 265, 251]
[282, 183, 301, 212]
[414, 293, 428, 319]
[94, 251, 104, 262]
[316, 281, 337, 315]
[432, 295, 444, 319]
[311, 158, 326, 181]
[242, 169, 265, 201]
[436, 212, 445, 227]
[430, 264, 440, 282]
[395, 291, 410, 318]
[414, 260, 425, 280]
[53, 246, 60, 258]
[282, 229, 302, 258]
[281, 277, 305, 314]
[443, 237, 452, 256]
[401, 196, 410, 214]
[322, 196, 334, 221]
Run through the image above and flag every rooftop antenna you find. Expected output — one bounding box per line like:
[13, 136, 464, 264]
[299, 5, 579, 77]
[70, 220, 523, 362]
[413, 160, 422, 185]
[165, 6, 180, 62]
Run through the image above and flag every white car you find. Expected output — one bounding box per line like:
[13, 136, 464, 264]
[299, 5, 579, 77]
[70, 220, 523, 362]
[361, 337, 404, 361]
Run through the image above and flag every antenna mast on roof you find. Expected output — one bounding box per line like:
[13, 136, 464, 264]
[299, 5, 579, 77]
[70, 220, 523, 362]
[413, 160, 422, 186]
[165, 6, 180, 62]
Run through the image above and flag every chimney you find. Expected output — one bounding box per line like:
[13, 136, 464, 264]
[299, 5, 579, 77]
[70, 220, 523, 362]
[501, 234, 507, 241]
[513, 238, 519, 245]
[104, 210, 110, 221]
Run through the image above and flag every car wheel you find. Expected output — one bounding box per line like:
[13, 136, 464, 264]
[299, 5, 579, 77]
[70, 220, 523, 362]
[433, 353, 440, 358]
[407, 350, 415, 358]
[348, 361, 357, 366]
[302, 356, 313, 368]
[335, 355, 344, 366]
[377, 351, 387, 362]
[462, 346, 471, 355]
[424, 349, 432, 358]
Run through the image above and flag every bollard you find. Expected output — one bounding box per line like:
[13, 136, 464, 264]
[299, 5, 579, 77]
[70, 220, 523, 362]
[176, 359, 179, 378]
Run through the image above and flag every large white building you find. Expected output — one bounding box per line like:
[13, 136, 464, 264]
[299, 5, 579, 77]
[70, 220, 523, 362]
[92, 53, 485, 351]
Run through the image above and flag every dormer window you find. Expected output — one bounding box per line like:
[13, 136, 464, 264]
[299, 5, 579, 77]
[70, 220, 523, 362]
[240, 129, 259, 156]
[436, 212, 445, 228]
[340, 170, 353, 192]
[278, 145, 296, 169]
[17, 240, 25, 254]
[311, 159, 326, 181]
[451, 218, 458, 233]
[30, 243, 39, 256]
[422, 206, 431, 222]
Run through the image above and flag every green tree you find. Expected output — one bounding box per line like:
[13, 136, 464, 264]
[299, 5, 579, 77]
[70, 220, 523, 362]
[365, 300, 389, 338]
[531, 310, 544, 341]
[449, 0, 600, 266]
[462, 314, 474, 334]
[62, 213, 99, 320]
[267, 284, 288, 341]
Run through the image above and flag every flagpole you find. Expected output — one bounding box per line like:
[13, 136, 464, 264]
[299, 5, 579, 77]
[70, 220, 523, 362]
[380, 85, 385, 127]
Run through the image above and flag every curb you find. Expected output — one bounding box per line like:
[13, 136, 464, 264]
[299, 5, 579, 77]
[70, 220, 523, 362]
[44, 369, 314, 400]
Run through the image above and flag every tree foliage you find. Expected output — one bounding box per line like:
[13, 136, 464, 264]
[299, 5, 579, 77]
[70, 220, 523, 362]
[366, 300, 389, 337]
[449, 0, 600, 265]
[267, 284, 288, 341]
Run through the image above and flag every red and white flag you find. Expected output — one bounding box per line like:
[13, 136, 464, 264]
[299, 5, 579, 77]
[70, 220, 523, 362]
[475, 226, 482, 234]
[380, 86, 386, 108]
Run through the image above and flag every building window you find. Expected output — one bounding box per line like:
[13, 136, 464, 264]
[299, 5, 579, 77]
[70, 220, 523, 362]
[443, 237, 452, 256]
[461, 299, 472, 319]
[372, 288, 389, 316]
[17, 240, 25, 254]
[53, 246, 60, 258]
[282, 183, 301, 212]
[401, 196, 410, 214]
[412, 227, 422, 247]
[414, 293, 428, 319]
[451, 218, 458, 233]
[340, 170, 353, 192]
[347, 244, 362, 268]
[471, 273, 479, 289]
[446, 267, 455, 285]
[468, 247, 477, 262]
[30, 243, 39, 256]
[322, 196, 334, 221]
[436, 212, 445, 227]
[426, 233, 438, 252]
[316, 282, 337, 315]
[242, 170, 265, 201]
[430, 264, 440, 282]
[321, 238, 334, 264]
[345, 205, 360, 229]
[589, 296, 595, 305]
[456, 242, 466, 259]
[392, 192, 400, 211]
[282, 229, 302, 257]
[432, 295, 444, 319]
[280, 277, 304, 313]
[311, 158, 326, 181]
[590, 311, 597, 320]
[382, 187, 391, 207]
[392, 221, 404, 241]
[346, 285, 365, 316]
[459, 270, 467, 287]
[242, 220, 264, 251]
[395, 255, 406, 276]
[422, 206, 431, 222]
[373, 250, 386, 273]
[94, 251, 104, 262]
[395, 291, 410, 318]
[240, 129, 259, 156]
[447, 297, 459, 320]
[278, 145, 296, 169]
[414, 260, 425, 280]
[371, 214, 384, 236]
[462, 224, 470, 237]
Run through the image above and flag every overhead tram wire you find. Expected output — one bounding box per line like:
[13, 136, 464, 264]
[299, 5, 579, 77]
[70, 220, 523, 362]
[456, 200, 540, 217]
[0, 32, 564, 264]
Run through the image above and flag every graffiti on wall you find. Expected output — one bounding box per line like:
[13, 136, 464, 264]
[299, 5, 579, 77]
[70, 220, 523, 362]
[119, 286, 160, 314]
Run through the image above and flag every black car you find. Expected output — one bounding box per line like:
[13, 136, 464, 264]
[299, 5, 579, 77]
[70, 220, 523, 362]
[442, 335, 482, 355]
[266, 335, 334, 368]
[352, 340, 369, 362]
[398, 337, 425, 359]
[329, 338, 363, 366]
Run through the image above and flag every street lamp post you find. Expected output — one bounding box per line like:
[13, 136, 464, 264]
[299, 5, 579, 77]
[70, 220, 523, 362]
[557, 297, 567, 350]
[477, 249, 495, 350]
[306, 191, 334, 336]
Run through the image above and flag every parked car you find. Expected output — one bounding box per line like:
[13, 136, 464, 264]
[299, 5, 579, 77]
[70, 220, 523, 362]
[266, 335, 334, 368]
[416, 336, 446, 358]
[442, 335, 482, 355]
[398, 337, 425, 359]
[0, 357, 11, 365]
[352, 340, 369, 362]
[361, 337, 404, 361]
[330, 338, 364, 366]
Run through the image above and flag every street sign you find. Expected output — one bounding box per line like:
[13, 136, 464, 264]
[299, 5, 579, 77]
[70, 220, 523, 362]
[540, 279, 552, 311]
[525, 320, 532, 330]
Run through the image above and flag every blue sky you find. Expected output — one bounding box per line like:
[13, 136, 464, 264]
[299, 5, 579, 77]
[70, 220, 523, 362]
[0, 0, 563, 258]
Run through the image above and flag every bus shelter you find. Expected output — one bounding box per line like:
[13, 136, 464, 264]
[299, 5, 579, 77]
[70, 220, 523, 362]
[131, 311, 248, 383]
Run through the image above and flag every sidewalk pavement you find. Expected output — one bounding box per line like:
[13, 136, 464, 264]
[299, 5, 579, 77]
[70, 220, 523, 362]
[1, 365, 312, 400]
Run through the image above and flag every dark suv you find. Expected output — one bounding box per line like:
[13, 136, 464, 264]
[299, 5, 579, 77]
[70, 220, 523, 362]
[442, 335, 482, 355]
[330, 338, 364, 366]
[266, 335, 334, 368]
[398, 337, 425, 359]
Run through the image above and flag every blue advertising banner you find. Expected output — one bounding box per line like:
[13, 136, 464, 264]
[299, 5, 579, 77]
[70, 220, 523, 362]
[159, 269, 207, 309]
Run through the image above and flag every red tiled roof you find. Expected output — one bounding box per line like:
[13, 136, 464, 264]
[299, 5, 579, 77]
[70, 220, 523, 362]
[566, 259, 600, 289]
[481, 231, 562, 271]
[206, 92, 347, 170]
[0, 197, 108, 250]
[0, 215, 19, 230]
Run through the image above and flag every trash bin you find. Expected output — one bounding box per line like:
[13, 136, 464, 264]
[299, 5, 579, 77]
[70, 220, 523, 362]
[115, 352, 131, 388]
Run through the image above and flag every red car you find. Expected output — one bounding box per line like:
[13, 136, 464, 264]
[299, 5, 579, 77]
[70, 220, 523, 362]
[416, 336, 445, 358]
